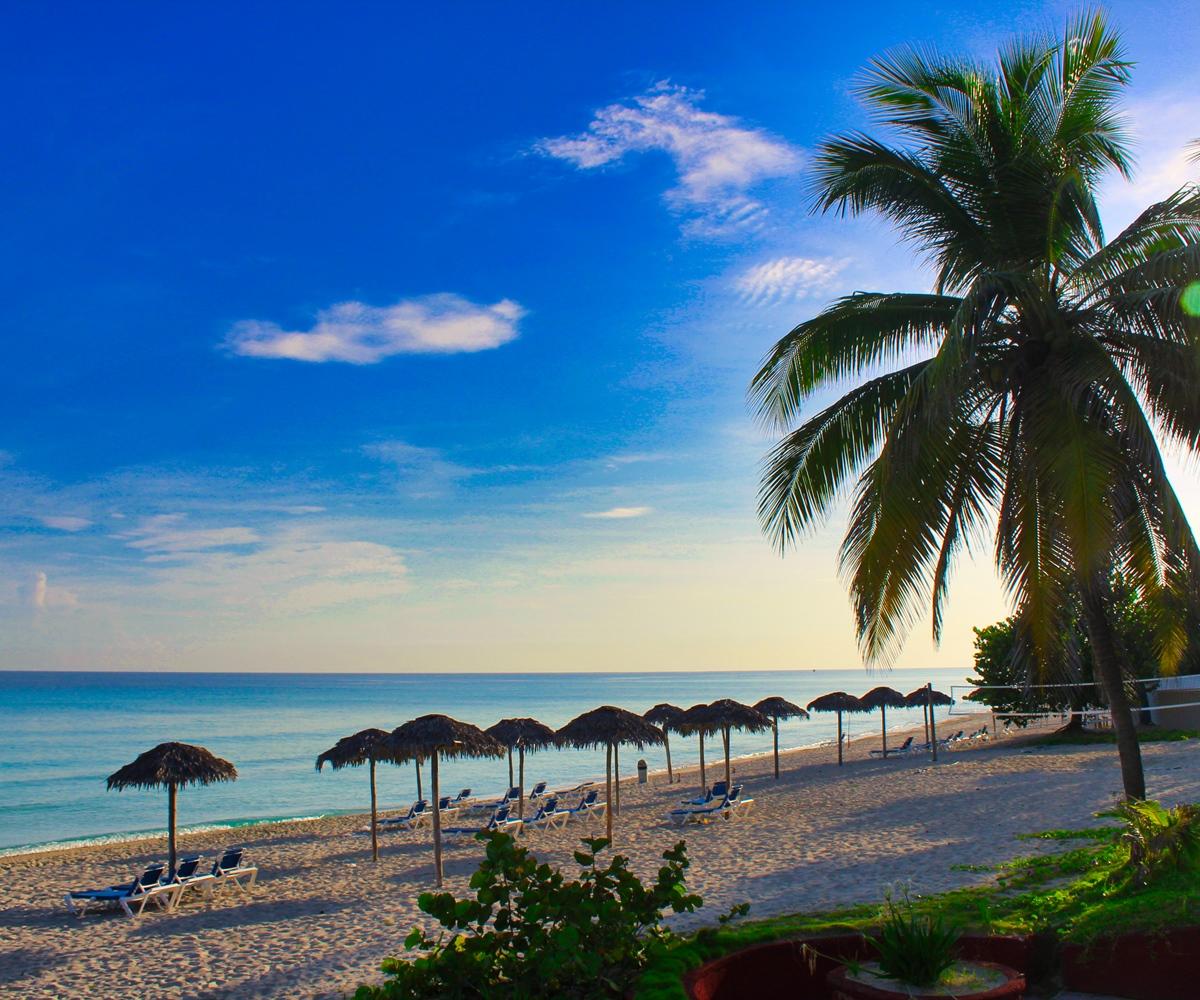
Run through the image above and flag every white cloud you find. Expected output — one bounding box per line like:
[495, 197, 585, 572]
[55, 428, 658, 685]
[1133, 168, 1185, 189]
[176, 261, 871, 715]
[583, 506, 653, 519]
[538, 82, 800, 236]
[1101, 90, 1200, 232]
[40, 515, 93, 532]
[14, 571, 78, 611]
[364, 440, 479, 499]
[120, 514, 259, 557]
[226, 294, 525, 364]
[734, 256, 850, 304]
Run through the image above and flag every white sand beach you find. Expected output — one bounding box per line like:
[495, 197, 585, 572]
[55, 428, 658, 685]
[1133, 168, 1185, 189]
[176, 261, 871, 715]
[3, 716, 1198, 1000]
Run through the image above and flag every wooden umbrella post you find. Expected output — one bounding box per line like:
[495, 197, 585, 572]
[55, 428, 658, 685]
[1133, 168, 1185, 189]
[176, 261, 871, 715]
[614, 744, 621, 815]
[431, 751, 443, 887]
[369, 757, 379, 862]
[880, 705, 888, 757]
[772, 716, 780, 779]
[518, 744, 526, 818]
[837, 712, 844, 766]
[167, 781, 178, 876]
[507, 748, 514, 791]
[416, 759, 423, 802]
[664, 729, 673, 784]
[698, 733, 706, 791]
[723, 727, 732, 789]
[928, 683, 939, 762]
[605, 743, 614, 842]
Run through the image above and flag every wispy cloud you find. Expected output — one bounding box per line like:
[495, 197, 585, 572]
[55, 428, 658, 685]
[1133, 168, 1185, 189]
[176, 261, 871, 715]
[583, 506, 653, 519]
[734, 256, 849, 304]
[538, 82, 800, 236]
[119, 513, 259, 557]
[364, 440, 478, 499]
[40, 515, 93, 532]
[226, 294, 525, 364]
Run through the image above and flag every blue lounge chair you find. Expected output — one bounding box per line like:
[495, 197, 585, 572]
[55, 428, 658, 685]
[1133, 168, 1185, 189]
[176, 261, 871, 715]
[870, 736, 915, 758]
[669, 785, 750, 825]
[564, 789, 605, 823]
[210, 848, 258, 893]
[64, 863, 179, 918]
[527, 781, 548, 802]
[444, 804, 521, 838]
[381, 799, 429, 828]
[524, 796, 568, 830]
[450, 788, 473, 806]
[684, 780, 728, 806]
[169, 855, 216, 902]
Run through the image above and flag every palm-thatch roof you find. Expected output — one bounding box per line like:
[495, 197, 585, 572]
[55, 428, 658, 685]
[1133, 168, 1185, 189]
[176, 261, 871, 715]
[860, 686, 908, 710]
[673, 702, 719, 735]
[485, 717, 557, 750]
[905, 687, 954, 707]
[754, 696, 809, 720]
[107, 742, 237, 790]
[643, 703, 685, 727]
[315, 728, 392, 772]
[806, 691, 869, 714]
[700, 699, 772, 732]
[388, 714, 505, 762]
[556, 706, 664, 749]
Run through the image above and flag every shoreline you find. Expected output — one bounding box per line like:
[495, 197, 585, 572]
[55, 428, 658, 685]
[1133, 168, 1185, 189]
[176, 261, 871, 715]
[0, 718, 975, 862]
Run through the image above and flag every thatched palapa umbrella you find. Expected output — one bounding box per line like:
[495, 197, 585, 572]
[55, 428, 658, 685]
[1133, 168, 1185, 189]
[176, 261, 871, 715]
[754, 696, 809, 779]
[861, 686, 908, 758]
[674, 703, 718, 793]
[701, 700, 771, 790]
[905, 687, 953, 746]
[806, 692, 868, 766]
[317, 728, 392, 862]
[107, 742, 237, 876]
[485, 718, 556, 817]
[643, 703, 684, 784]
[555, 706, 663, 842]
[388, 715, 504, 887]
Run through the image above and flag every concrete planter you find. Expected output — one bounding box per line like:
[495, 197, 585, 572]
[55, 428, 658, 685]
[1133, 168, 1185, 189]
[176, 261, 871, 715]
[827, 960, 1024, 1000]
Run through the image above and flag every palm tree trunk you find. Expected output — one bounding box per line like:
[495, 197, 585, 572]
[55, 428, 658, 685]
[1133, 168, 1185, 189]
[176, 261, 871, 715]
[664, 730, 673, 784]
[605, 743, 613, 842]
[518, 746, 526, 818]
[431, 751, 443, 887]
[614, 744, 621, 815]
[167, 781, 177, 877]
[369, 758, 379, 862]
[698, 733, 706, 790]
[1081, 581, 1146, 800]
[836, 711, 843, 766]
[772, 717, 780, 779]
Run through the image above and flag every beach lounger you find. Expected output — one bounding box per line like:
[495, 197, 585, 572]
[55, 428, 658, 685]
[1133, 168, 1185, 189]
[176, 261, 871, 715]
[527, 781, 548, 802]
[64, 863, 179, 918]
[168, 855, 216, 902]
[870, 736, 915, 758]
[444, 804, 521, 839]
[209, 848, 258, 894]
[524, 796, 569, 830]
[669, 785, 748, 826]
[564, 789, 605, 824]
[683, 780, 728, 806]
[450, 788, 473, 806]
[380, 799, 429, 829]
[472, 787, 520, 812]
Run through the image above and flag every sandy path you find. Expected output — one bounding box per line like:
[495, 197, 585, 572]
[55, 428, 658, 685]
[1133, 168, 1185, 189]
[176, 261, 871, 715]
[2, 715, 1196, 999]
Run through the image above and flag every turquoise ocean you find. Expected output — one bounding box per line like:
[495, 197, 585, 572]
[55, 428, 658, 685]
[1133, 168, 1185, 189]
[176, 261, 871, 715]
[0, 668, 973, 855]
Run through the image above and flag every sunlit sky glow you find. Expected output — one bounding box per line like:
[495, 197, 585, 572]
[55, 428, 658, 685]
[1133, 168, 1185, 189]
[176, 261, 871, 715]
[1, 2, 1197, 672]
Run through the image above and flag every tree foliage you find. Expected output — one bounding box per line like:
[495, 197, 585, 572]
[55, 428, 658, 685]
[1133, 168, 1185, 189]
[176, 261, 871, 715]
[354, 832, 702, 999]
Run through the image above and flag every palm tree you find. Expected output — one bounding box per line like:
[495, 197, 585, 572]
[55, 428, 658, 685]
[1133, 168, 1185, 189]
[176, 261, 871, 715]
[752, 12, 1200, 801]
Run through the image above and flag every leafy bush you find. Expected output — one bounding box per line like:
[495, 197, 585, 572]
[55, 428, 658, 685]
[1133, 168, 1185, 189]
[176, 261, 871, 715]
[1118, 799, 1200, 888]
[354, 832, 702, 999]
[872, 887, 960, 987]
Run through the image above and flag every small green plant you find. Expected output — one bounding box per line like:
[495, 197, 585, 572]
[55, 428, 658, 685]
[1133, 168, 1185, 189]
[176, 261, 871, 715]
[872, 886, 960, 987]
[354, 832, 702, 999]
[1117, 799, 1200, 888]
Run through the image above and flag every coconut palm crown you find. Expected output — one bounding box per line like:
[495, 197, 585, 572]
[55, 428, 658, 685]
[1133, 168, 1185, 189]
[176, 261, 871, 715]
[752, 12, 1200, 800]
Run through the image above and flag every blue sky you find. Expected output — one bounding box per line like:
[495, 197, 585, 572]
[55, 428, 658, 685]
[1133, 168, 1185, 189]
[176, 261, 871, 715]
[2, 2, 1198, 671]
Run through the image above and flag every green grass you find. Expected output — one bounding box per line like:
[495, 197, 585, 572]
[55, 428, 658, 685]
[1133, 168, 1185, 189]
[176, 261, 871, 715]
[634, 820, 1200, 1000]
[1026, 728, 1200, 747]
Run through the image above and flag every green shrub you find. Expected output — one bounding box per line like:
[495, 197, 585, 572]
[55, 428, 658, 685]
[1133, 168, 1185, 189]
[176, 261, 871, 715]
[354, 832, 702, 999]
[1117, 799, 1200, 888]
[871, 887, 960, 987]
